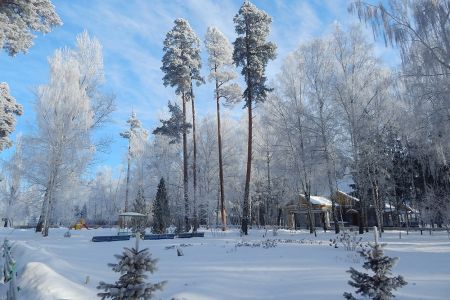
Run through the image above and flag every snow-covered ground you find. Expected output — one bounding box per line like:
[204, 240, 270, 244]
[1, 227, 449, 300]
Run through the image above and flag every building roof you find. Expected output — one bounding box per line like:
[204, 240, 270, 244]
[300, 194, 332, 206]
[336, 190, 359, 202]
[118, 212, 146, 217]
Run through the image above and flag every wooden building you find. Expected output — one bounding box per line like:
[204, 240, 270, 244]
[285, 194, 333, 230]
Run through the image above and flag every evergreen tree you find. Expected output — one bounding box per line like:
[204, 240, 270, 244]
[1, 0, 61, 153]
[97, 245, 165, 300]
[153, 101, 191, 144]
[0, 83, 23, 152]
[344, 243, 407, 300]
[0, 0, 61, 56]
[233, 0, 276, 235]
[81, 203, 87, 219]
[152, 178, 169, 234]
[133, 188, 146, 214]
[161, 18, 203, 232]
[132, 187, 147, 235]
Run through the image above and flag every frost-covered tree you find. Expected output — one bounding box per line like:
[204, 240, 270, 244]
[350, 0, 450, 227]
[152, 178, 169, 234]
[133, 188, 146, 215]
[0, 83, 23, 151]
[349, 0, 450, 73]
[0, 0, 61, 56]
[300, 38, 341, 233]
[161, 18, 202, 232]
[87, 167, 121, 225]
[233, 0, 276, 235]
[205, 26, 241, 231]
[1, 1, 61, 152]
[332, 25, 390, 234]
[1, 135, 23, 226]
[22, 32, 114, 236]
[144, 132, 183, 228]
[270, 53, 317, 234]
[344, 242, 407, 300]
[132, 187, 147, 235]
[120, 112, 149, 212]
[31, 49, 92, 236]
[97, 244, 166, 300]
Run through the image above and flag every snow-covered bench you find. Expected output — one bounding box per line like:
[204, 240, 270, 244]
[177, 232, 205, 238]
[143, 234, 175, 240]
[91, 235, 131, 242]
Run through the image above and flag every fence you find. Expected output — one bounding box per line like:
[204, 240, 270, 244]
[2, 239, 17, 300]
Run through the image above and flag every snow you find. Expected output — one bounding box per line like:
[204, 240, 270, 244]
[118, 212, 146, 217]
[337, 190, 360, 202]
[1, 227, 450, 299]
[301, 194, 333, 206]
[309, 195, 333, 206]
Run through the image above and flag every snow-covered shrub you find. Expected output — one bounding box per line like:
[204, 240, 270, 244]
[343, 242, 407, 300]
[97, 246, 166, 299]
[330, 231, 366, 251]
[235, 239, 277, 249]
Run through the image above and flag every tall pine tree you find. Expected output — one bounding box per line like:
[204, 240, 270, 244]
[205, 26, 241, 232]
[161, 18, 203, 232]
[233, 1, 276, 235]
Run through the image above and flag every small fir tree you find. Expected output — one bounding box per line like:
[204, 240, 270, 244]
[152, 178, 169, 234]
[81, 203, 88, 219]
[97, 243, 166, 300]
[344, 242, 407, 300]
[132, 187, 147, 235]
[133, 188, 147, 214]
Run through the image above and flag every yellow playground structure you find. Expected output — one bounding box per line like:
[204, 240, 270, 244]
[71, 218, 89, 230]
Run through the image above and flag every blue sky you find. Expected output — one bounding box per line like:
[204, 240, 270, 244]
[1, 0, 398, 175]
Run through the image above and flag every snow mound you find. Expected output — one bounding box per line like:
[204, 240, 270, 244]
[19, 262, 96, 300]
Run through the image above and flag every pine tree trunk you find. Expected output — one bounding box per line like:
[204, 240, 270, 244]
[182, 92, 190, 232]
[124, 143, 131, 212]
[215, 79, 227, 231]
[190, 85, 198, 232]
[242, 98, 252, 235]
